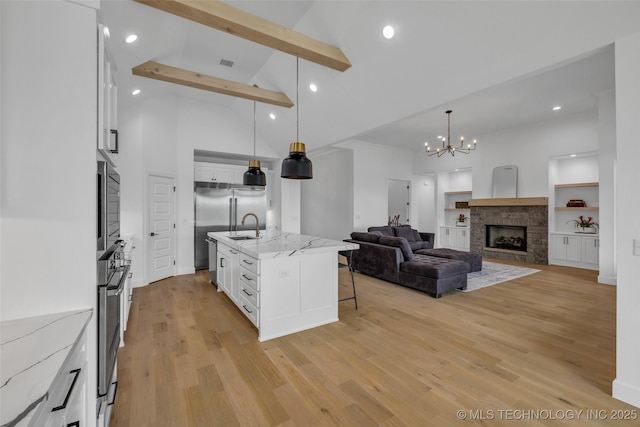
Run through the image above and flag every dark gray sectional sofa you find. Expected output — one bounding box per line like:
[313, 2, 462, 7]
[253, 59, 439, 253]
[345, 225, 472, 298]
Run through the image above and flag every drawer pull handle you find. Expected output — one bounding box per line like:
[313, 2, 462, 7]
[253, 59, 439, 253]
[242, 260, 253, 265]
[52, 368, 81, 412]
[108, 380, 118, 406]
[67, 422, 80, 427]
[242, 289, 253, 297]
[242, 274, 252, 281]
[242, 305, 253, 314]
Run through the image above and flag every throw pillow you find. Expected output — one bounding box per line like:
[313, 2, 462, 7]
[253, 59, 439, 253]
[412, 229, 422, 242]
[368, 226, 394, 236]
[379, 236, 414, 261]
[394, 226, 416, 242]
[350, 231, 381, 243]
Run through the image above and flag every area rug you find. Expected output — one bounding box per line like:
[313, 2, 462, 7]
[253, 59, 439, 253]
[460, 261, 540, 292]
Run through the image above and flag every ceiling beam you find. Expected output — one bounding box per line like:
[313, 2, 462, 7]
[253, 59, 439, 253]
[134, 0, 352, 72]
[132, 61, 294, 107]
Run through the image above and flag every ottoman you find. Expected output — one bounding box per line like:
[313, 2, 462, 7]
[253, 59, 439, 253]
[415, 248, 483, 272]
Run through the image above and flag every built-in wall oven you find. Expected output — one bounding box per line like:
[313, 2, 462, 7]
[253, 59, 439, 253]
[97, 160, 124, 416]
[97, 160, 120, 253]
[97, 242, 129, 402]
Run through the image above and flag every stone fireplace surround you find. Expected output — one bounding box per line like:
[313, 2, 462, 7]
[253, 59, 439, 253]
[469, 197, 548, 265]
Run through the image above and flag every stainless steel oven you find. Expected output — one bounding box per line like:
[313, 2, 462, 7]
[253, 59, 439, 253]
[97, 160, 120, 253]
[97, 241, 129, 400]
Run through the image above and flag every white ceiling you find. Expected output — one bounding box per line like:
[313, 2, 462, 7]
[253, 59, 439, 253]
[100, 1, 629, 157]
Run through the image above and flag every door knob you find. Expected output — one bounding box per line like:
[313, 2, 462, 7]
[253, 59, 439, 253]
[150, 232, 156, 236]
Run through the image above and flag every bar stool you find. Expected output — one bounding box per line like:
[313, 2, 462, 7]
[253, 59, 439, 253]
[338, 250, 358, 309]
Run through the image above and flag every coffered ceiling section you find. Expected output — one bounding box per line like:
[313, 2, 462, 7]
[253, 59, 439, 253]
[133, 0, 351, 72]
[132, 61, 294, 107]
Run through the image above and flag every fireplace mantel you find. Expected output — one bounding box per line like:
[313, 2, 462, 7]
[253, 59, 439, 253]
[469, 197, 548, 207]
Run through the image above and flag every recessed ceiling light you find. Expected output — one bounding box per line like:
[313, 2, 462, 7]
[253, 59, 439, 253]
[125, 34, 138, 44]
[131, 89, 141, 96]
[552, 105, 562, 111]
[309, 83, 318, 93]
[269, 113, 276, 120]
[383, 25, 395, 39]
[570, 154, 577, 157]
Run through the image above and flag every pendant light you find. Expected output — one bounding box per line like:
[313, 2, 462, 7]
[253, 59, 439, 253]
[281, 57, 313, 179]
[243, 94, 266, 186]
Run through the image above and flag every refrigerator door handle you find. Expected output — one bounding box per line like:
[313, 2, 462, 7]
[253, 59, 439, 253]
[234, 198, 238, 231]
[228, 198, 233, 232]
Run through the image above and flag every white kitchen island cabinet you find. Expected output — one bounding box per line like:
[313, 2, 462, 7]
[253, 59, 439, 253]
[208, 231, 359, 342]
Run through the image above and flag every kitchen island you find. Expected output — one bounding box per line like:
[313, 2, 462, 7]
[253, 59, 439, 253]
[208, 230, 359, 341]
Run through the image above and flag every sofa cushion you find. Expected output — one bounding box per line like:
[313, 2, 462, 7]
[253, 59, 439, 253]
[394, 226, 416, 242]
[368, 226, 394, 236]
[400, 255, 470, 279]
[350, 231, 382, 243]
[409, 241, 431, 252]
[379, 236, 414, 261]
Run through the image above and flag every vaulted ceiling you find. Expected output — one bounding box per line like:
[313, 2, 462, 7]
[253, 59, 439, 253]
[100, 1, 640, 157]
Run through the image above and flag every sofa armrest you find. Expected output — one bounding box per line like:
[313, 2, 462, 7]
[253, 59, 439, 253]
[419, 232, 435, 248]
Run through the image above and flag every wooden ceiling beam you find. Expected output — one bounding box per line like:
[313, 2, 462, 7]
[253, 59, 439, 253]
[134, 0, 351, 72]
[132, 61, 294, 107]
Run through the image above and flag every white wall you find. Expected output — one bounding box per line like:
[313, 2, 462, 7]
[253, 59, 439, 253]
[334, 140, 416, 231]
[597, 90, 617, 285]
[612, 32, 640, 409]
[118, 95, 287, 284]
[413, 174, 437, 233]
[300, 148, 353, 240]
[414, 110, 599, 198]
[0, 0, 99, 421]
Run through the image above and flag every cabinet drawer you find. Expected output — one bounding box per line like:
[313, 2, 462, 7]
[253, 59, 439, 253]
[239, 254, 259, 275]
[238, 294, 259, 327]
[239, 268, 259, 292]
[239, 280, 259, 307]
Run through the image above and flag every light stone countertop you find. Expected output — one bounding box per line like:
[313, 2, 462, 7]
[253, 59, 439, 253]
[208, 230, 359, 260]
[0, 309, 92, 427]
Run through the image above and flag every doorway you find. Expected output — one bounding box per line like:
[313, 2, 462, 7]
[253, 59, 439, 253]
[388, 179, 411, 225]
[147, 174, 176, 283]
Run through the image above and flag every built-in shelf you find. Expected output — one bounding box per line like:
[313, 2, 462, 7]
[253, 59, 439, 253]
[554, 182, 599, 189]
[555, 206, 599, 211]
[444, 190, 472, 195]
[444, 208, 470, 212]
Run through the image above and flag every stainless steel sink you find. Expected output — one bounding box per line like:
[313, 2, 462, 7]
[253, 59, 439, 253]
[227, 235, 258, 240]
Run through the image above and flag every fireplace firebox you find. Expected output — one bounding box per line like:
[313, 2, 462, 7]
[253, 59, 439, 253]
[486, 225, 527, 252]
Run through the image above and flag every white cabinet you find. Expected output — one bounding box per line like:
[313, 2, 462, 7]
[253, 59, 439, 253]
[238, 253, 260, 327]
[440, 226, 470, 250]
[217, 242, 240, 303]
[582, 236, 599, 265]
[549, 232, 599, 270]
[551, 234, 581, 262]
[98, 24, 118, 166]
[194, 162, 251, 184]
[31, 326, 88, 427]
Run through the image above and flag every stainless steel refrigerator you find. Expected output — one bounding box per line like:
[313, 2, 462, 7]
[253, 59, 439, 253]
[194, 182, 267, 270]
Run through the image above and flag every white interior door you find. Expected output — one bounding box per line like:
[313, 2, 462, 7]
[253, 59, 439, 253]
[148, 174, 175, 283]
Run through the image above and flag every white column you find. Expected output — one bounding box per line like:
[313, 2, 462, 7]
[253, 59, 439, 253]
[612, 32, 640, 409]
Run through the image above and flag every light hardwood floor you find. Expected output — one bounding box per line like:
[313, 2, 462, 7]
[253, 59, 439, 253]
[110, 259, 639, 426]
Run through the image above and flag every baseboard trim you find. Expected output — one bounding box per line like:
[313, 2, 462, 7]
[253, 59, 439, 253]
[598, 275, 617, 285]
[613, 378, 640, 408]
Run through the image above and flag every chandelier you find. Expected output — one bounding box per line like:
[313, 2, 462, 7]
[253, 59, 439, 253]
[425, 110, 477, 157]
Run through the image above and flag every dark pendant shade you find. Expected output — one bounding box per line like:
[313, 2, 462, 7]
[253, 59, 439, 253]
[281, 142, 312, 179]
[243, 159, 266, 186]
